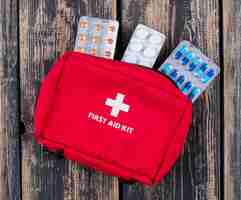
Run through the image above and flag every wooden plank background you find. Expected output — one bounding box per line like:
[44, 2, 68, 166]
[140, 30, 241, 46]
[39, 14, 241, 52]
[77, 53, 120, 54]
[0, 0, 21, 199]
[223, 0, 241, 200]
[0, 0, 240, 199]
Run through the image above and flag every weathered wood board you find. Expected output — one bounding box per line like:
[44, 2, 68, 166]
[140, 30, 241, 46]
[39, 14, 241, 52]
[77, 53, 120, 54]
[0, 0, 21, 200]
[120, 0, 221, 199]
[1, 0, 240, 199]
[223, 0, 241, 200]
[19, 1, 118, 200]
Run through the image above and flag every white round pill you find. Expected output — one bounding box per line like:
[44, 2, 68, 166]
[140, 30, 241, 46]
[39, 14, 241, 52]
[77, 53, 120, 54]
[135, 28, 149, 39]
[149, 35, 163, 44]
[124, 55, 138, 64]
[143, 47, 157, 58]
[129, 42, 143, 52]
[140, 59, 153, 67]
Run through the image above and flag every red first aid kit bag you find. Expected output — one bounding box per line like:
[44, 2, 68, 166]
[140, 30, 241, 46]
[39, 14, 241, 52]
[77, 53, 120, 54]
[34, 52, 192, 185]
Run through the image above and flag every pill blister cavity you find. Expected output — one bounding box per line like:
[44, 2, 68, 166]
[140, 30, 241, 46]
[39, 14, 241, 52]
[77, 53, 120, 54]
[108, 25, 115, 32]
[161, 63, 173, 74]
[91, 48, 97, 55]
[170, 69, 178, 80]
[105, 51, 112, 57]
[92, 36, 101, 44]
[140, 59, 153, 67]
[181, 52, 194, 65]
[143, 47, 157, 58]
[106, 38, 114, 45]
[79, 34, 86, 42]
[182, 81, 192, 94]
[189, 57, 202, 71]
[176, 75, 185, 87]
[80, 21, 88, 28]
[149, 35, 163, 44]
[175, 45, 189, 59]
[194, 63, 208, 77]
[95, 24, 101, 32]
[201, 69, 215, 83]
[78, 48, 85, 53]
[188, 87, 201, 100]
[135, 28, 149, 39]
[129, 42, 143, 52]
[124, 55, 138, 64]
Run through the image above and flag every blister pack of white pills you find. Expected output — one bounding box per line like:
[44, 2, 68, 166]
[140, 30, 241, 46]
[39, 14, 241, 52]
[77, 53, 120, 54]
[74, 16, 119, 59]
[122, 24, 166, 68]
[159, 41, 220, 102]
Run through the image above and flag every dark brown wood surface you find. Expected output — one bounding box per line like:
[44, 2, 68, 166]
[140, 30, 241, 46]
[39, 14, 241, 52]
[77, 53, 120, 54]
[223, 0, 241, 199]
[19, 1, 118, 200]
[0, 0, 240, 199]
[0, 0, 21, 200]
[120, 0, 221, 199]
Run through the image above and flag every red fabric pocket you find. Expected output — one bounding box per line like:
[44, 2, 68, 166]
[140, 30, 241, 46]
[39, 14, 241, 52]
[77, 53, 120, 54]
[34, 52, 192, 185]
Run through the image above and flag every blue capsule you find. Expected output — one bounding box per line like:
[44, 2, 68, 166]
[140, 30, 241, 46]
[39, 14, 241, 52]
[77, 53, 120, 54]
[181, 81, 192, 94]
[188, 57, 202, 71]
[188, 87, 201, 100]
[201, 69, 215, 83]
[175, 45, 189, 59]
[181, 52, 194, 65]
[207, 69, 215, 77]
[176, 75, 185, 88]
[161, 63, 173, 75]
[170, 69, 178, 80]
[193, 63, 208, 78]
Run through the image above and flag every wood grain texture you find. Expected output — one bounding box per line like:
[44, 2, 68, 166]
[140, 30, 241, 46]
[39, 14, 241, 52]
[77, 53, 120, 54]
[0, 0, 21, 200]
[120, 0, 221, 199]
[223, 0, 241, 200]
[19, 1, 118, 200]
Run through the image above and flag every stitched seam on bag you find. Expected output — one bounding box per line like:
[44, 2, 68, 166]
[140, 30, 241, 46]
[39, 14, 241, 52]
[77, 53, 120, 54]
[39, 134, 152, 182]
[39, 53, 71, 139]
[68, 55, 188, 106]
[151, 102, 191, 183]
[72, 52, 172, 88]
[71, 52, 188, 102]
[86, 58, 182, 100]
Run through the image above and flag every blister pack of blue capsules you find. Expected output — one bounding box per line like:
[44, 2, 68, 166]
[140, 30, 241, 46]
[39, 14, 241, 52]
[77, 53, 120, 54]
[74, 16, 119, 59]
[159, 41, 220, 102]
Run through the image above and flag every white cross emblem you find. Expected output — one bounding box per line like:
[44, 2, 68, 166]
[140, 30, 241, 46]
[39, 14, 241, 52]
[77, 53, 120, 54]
[105, 93, 130, 117]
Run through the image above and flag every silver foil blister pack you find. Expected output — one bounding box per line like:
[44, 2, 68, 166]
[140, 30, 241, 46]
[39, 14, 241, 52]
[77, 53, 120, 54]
[159, 41, 220, 102]
[122, 24, 166, 68]
[74, 16, 119, 59]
